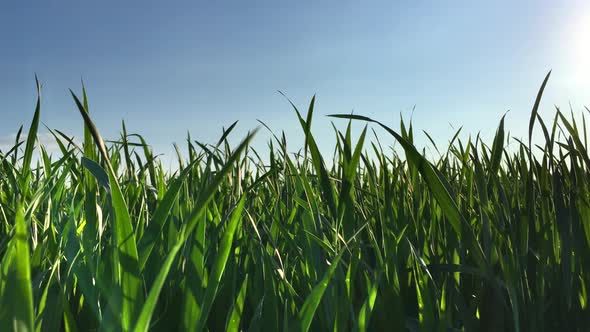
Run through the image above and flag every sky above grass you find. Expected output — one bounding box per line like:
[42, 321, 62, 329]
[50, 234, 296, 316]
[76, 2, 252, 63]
[1, 1, 589, 166]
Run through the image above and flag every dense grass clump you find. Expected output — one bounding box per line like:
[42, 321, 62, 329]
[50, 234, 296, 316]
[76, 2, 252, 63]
[1, 73, 589, 331]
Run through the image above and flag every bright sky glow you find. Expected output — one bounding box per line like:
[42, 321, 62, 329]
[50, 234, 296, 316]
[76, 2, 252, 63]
[0, 1, 588, 167]
[569, 7, 590, 84]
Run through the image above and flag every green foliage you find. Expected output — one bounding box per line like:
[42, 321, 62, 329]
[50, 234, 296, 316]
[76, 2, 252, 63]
[0, 73, 589, 331]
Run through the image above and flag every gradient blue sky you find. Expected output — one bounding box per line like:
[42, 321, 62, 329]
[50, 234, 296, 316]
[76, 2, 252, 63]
[1, 1, 589, 165]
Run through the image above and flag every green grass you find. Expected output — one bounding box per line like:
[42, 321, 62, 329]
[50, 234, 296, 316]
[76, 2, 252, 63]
[1, 72, 589, 331]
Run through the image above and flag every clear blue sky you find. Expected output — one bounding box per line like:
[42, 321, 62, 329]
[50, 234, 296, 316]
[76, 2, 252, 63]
[1, 1, 588, 165]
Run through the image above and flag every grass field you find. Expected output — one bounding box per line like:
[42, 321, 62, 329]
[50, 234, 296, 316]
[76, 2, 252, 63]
[1, 72, 589, 331]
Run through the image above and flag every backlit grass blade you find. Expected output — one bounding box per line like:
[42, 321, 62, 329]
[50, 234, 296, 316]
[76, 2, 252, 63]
[9, 125, 23, 165]
[488, 114, 506, 181]
[81, 81, 100, 246]
[21, 76, 41, 183]
[557, 111, 590, 170]
[217, 120, 239, 146]
[528, 70, 551, 148]
[71, 90, 143, 330]
[0, 204, 34, 332]
[225, 274, 249, 332]
[356, 274, 379, 332]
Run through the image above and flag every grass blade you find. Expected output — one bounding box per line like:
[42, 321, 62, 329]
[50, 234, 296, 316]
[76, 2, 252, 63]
[195, 197, 246, 331]
[296, 250, 344, 332]
[71, 90, 143, 330]
[0, 204, 34, 332]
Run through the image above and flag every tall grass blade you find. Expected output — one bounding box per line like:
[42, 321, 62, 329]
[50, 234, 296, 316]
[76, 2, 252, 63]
[0, 204, 34, 332]
[195, 197, 246, 331]
[71, 90, 143, 330]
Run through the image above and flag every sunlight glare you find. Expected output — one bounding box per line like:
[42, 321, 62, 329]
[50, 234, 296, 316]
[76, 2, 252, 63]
[571, 8, 590, 83]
